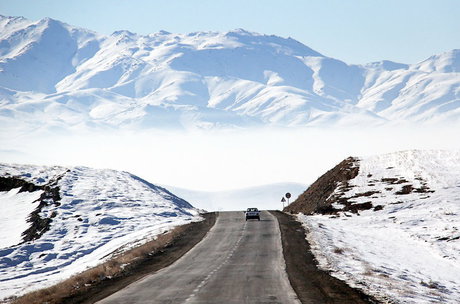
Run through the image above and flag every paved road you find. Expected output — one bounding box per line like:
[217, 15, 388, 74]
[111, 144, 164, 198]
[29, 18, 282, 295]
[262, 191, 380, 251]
[97, 211, 300, 304]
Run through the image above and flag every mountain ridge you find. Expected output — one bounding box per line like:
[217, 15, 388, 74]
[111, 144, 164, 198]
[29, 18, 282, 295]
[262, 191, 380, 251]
[0, 15, 459, 131]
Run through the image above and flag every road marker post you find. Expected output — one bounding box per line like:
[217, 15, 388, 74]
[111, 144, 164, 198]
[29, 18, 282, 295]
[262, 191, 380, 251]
[285, 192, 291, 205]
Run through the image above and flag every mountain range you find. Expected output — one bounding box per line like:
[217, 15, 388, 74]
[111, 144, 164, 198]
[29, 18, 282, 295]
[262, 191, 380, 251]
[0, 15, 459, 131]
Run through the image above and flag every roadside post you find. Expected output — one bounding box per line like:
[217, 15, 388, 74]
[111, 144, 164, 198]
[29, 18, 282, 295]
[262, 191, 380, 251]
[285, 192, 291, 205]
[281, 197, 286, 209]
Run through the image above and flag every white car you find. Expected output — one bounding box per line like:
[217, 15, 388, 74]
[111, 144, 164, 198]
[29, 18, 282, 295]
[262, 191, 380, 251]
[245, 208, 260, 221]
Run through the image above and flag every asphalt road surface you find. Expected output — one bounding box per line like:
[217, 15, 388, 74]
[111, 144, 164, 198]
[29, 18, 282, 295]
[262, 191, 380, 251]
[97, 211, 300, 304]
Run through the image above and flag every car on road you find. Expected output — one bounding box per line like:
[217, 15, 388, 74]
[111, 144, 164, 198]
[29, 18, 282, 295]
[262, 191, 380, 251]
[245, 208, 260, 221]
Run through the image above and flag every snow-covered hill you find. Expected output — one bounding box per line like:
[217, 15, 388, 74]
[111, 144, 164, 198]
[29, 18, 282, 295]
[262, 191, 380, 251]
[0, 15, 459, 132]
[296, 150, 460, 303]
[166, 182, 306, 211]
[0, 163, 200, 300]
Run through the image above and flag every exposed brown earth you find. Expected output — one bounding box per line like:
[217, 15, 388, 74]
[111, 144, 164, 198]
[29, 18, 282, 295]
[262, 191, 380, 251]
[0, 176, 41, 192]
[284, 156, 435, 216]
[0, 175, 65, 242]
[284, 157, 360, 215]
[271, 211, 379, 304]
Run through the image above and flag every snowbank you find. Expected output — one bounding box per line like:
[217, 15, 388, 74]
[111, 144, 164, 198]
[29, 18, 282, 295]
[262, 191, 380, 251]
[0, 163, 200, 300]
[298, 150, 460, 304]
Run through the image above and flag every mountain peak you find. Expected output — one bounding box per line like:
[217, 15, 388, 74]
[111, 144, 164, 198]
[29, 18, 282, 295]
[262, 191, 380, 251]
[0, 15, 459, 130]
[365, 60, 409, 71]
[0, 14, 26, 22]
[158, 29, 172, 35]
[415, 49, 460, 73]
[38, 16, 69, 30]
[222, 29, 323, 57]
[225, 28, 256, 36]
[111, 29, 137, 37]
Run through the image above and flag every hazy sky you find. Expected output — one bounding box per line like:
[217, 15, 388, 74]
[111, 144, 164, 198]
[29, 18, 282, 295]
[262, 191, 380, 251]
[1, 0, 458, 64]
[2, 127, 460, 191]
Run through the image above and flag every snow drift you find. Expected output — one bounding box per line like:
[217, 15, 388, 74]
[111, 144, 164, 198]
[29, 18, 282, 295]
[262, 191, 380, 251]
[295, 150, 460, 303]
[0, 163, 200, 300]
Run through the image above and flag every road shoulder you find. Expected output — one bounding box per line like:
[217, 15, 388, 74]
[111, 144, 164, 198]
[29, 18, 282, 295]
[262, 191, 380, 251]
[65, 212, 217, 304]
[270, 211, 379, 304]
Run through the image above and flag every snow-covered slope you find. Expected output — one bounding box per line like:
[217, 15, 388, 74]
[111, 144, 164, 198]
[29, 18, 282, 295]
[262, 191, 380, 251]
[0, 15, 459, 132]
[167, 182, 307, 211]
[0, 163, 200, 300]
[297, 150, 460, 304]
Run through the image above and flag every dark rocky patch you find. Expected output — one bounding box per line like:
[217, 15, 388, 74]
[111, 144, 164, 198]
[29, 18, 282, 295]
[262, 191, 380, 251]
[414, 180, 435, 193]
[284, 158, 387, 215]
[0, 173, 68, 243]
[284, 157, 360, 214]
[344, 202, 373, 213]
[316, 204, 340, 215]
[437, 236, 450, 241]
[395, 184, 414, 195]
[381, 177, 408, 185]
[352, 191, 380, 198]
[414, 187, 434, 193]
[0, 176, 41, 193]
[284, 156, 434, 218]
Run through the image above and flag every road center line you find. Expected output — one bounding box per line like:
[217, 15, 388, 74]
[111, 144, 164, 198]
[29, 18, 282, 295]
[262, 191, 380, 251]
[184, 221, 247, 303]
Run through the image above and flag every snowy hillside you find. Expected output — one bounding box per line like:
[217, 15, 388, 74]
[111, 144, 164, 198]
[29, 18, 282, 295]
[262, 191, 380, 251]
[0, 15, 459, 132]
[0, 163, 200, 300]
[167, 182, 306, 211]
[297, 150, 460, 304]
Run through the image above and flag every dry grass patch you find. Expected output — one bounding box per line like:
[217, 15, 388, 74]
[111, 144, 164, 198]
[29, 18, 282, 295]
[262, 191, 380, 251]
[12, 225, 187, 304]
[333, 247, 345, 255]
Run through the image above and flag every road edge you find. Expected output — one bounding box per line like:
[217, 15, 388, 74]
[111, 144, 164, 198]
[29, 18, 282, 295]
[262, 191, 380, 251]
[270, 210, 379, 304]
[66, 212, 217, 304]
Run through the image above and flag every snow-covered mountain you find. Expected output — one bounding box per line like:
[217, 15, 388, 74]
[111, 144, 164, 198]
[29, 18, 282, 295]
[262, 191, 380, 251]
[0, 163, 200, 299]
[292, 150, 460, 304]
[0, 15, 459, 132]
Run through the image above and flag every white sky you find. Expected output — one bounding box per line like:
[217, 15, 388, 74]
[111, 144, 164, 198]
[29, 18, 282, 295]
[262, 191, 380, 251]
[0, 0, 459, 64]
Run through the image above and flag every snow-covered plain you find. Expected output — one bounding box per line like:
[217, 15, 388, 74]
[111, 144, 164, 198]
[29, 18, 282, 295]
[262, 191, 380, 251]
[298, 150, 460, 304]
[0, 163, 200, 300]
